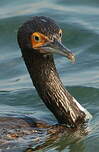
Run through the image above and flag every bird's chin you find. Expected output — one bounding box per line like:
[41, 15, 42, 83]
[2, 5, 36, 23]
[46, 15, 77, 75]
[33, 47, 52, 54]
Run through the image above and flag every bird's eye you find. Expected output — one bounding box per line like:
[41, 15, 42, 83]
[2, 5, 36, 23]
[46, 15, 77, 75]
[31, 32, 49, 49]
[59, 29, 62, 38]
[33, 35, 41, 42]
[59, 32, 62, 38]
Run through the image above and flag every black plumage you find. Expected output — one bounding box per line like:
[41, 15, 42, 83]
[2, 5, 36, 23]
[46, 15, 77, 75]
[17, 16, 91, 128]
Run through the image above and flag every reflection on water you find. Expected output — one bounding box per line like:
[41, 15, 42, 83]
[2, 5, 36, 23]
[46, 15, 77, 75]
[0, 0, 99, 151]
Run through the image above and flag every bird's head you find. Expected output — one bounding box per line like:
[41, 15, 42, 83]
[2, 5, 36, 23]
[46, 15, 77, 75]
[18, 16, 75, 62]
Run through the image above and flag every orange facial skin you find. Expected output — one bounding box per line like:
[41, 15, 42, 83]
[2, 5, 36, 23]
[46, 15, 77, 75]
[31, 32, 51, 49]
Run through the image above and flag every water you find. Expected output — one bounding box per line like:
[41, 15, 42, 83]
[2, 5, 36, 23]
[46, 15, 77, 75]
[0, 0, 99, 151]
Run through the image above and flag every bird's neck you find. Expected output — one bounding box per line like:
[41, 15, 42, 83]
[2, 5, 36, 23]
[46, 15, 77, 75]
[22, 50, 89, 127]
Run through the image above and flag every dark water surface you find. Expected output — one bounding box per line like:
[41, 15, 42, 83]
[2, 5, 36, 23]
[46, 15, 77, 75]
[0, 0, 99, 151]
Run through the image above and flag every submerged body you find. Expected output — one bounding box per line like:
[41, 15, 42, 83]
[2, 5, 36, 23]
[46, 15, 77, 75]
[0, 116, 88, 151]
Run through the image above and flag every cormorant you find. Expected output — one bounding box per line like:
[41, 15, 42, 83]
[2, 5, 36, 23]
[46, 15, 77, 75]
[17, 16, 92, 128]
